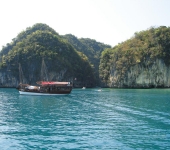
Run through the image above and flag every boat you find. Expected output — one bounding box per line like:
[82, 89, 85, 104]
[18, 81, 72, 95]
[17, 60, 72, 95]
[82, 87, 86, 89]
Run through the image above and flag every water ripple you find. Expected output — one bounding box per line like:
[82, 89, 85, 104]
[0, 88, 170, 149]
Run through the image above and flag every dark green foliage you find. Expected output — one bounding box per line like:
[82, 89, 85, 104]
[0, 23, 95, 87]
[1, 23, 59, 56]
[63, 34, 111, 84]
[99, 26, 170, 84]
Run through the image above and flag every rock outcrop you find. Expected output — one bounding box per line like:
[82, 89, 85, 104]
[0, 72, 18, 87]
[109, 59, 170, 88]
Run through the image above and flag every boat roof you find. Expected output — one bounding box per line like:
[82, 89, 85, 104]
[36, 81, 70, 85]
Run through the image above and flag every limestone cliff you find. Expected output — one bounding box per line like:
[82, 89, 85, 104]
[109, 59, 170, 88]
[0, 23, 96, 88]
[0, 72, 18, 87]
[99, 26, 170, 88]
[0, 68, 72, 88]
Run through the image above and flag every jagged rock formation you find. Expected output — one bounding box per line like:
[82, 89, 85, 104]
[0, 72, 18, 87]
[109, 59, 170, 88]
[0, 64, 72, 88]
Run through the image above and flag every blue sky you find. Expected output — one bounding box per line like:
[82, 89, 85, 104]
[0, 0, 170, 49]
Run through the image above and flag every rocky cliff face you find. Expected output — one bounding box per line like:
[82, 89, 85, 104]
[0, 68, 92, 88]
[109, 59, 170, 88]
[0, 67, 71, 88]
[0, 72, 18, 87]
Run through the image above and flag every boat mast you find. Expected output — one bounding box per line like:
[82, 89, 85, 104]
[19, 63, 24, 84]
[41, 58, 48, 81]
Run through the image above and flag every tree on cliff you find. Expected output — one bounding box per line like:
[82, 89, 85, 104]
[99, 26, 170, 87]
[62, 34, 111, 85]
[0, 23, 96, 87]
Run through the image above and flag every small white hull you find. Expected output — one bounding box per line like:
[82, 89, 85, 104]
[19, 91, 69, 96]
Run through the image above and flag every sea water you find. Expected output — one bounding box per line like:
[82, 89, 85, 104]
[0, 88, 170, 149]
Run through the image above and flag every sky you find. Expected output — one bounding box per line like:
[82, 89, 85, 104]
[0, 0, 170, 49]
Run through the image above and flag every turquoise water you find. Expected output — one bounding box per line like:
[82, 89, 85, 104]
[0, 88, 170, 149]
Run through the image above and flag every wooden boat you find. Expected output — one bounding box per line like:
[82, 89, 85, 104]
[18, 81, 72, 95]
[17, 60, 72, 95]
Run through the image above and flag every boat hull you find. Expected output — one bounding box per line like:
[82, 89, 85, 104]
[19, 91, 70, 96]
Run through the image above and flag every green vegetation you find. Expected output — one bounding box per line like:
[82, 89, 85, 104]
[99, 26, 170, 86]
[2, 23, 169, 88]
[0, 23, 96, 87]
[63, 34, 111, 84]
